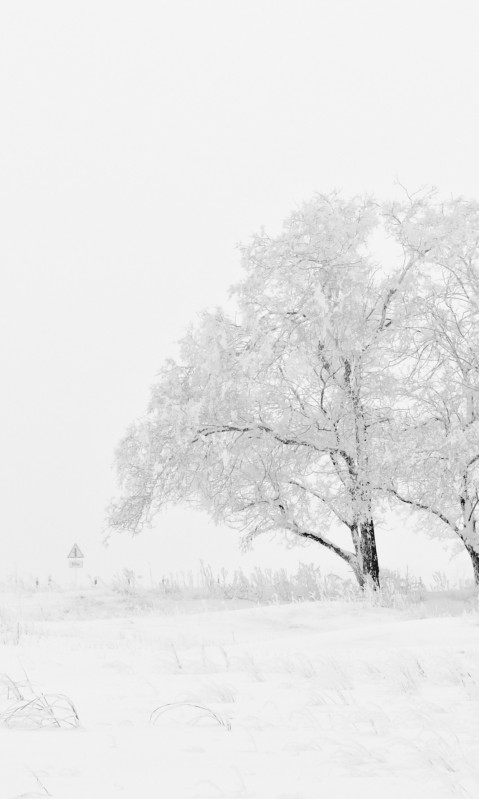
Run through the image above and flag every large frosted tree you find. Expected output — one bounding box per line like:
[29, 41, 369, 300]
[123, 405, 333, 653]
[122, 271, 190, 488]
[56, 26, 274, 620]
[109, 193, 425, 588]
[382, 194, 479, 582]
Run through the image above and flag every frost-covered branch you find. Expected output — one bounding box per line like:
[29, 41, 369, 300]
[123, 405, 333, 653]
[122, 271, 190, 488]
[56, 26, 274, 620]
[386, 487, 457, 532]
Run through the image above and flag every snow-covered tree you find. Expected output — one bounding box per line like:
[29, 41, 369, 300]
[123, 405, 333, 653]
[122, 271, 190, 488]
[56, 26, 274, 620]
[109, 193, 423, 588]
[383, 194, 479, 582]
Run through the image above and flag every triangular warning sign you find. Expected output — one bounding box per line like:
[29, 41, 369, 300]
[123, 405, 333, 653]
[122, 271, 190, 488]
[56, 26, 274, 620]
[68, 544, 84, 559]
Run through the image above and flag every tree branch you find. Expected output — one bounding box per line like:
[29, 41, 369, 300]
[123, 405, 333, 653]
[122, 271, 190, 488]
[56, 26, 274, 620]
[386, 487, 457, 531]
[289, 479, 351, 528]
[285, 517, 356, 567]
[467, 453, 479, 470]
[194, 424, 335, 455]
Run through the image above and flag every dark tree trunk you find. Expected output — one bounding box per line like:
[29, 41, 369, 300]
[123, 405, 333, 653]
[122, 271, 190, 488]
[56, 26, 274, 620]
[465, 544, 479, 585]
[357, 519, 380, 589]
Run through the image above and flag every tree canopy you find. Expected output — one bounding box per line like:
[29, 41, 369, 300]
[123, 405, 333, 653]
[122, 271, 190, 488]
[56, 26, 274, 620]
[109, 190, 479, 586]
[381, 196, 479, 581]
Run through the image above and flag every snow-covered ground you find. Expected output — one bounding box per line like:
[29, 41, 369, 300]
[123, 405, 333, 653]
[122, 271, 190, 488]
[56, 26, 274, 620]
[1, 587, 479, 798]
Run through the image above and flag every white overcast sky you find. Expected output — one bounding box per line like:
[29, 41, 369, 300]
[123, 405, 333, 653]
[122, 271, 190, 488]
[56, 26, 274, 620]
[1, 0, 478, 585]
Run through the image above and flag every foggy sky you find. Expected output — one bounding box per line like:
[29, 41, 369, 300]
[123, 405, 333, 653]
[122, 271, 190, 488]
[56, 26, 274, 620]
[1, 0, 477, 583]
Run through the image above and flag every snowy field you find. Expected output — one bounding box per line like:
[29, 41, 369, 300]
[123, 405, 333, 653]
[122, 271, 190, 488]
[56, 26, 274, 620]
[1, 586, 479, 798]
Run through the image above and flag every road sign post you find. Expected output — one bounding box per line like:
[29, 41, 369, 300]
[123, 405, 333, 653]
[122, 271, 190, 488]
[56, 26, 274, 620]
[67, 544, 84, 585]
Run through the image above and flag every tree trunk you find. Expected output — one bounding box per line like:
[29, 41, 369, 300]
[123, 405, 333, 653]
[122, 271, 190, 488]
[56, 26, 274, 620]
[342, 362, 379, 589]
[460, 491, 479, 585]
[464, 544, 479, 585]
[357, 519, 380, 589]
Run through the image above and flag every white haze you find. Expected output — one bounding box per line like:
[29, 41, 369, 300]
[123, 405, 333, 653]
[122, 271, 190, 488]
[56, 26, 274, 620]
[1, 0, 479, 585]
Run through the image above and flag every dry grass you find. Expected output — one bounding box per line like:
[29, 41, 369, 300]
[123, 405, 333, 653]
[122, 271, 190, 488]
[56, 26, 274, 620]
[0, 674, 79, 730]
[150, 701, 232, 731]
